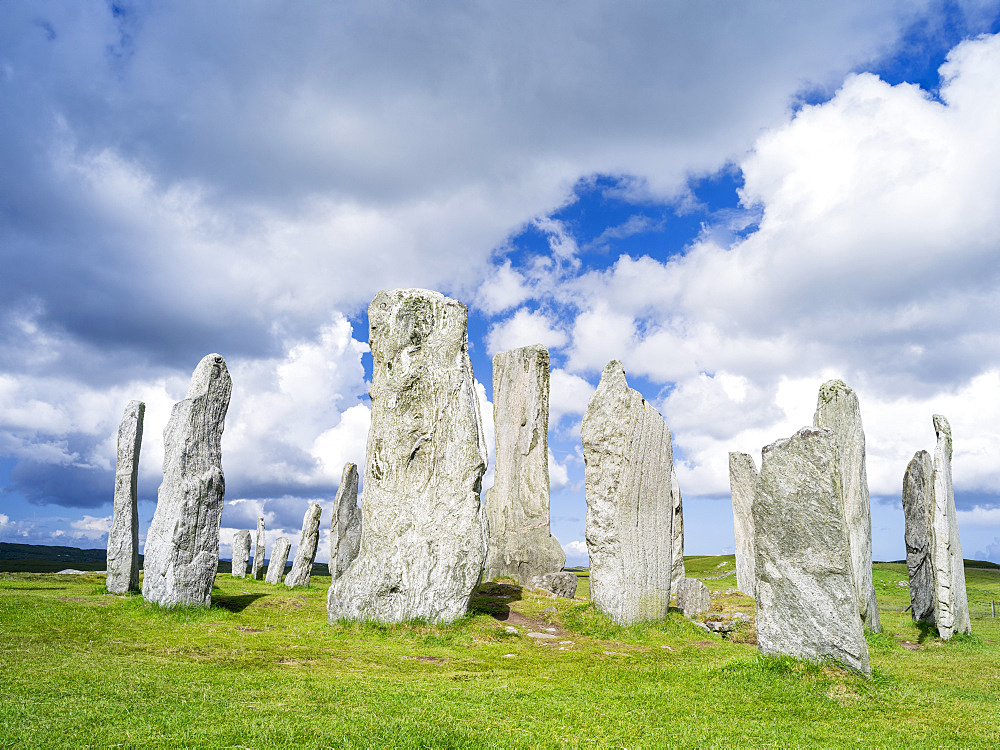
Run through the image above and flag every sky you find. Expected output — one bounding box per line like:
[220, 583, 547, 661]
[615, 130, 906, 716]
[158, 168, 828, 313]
[3, 1, 1000, 568]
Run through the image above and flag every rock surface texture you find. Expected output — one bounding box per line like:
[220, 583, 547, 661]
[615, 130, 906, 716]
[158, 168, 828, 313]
[670, 473, 685, 593]
[729, 451, 757, 597]
[582, 360, 675, 625]
[265, 537, 291, 585]
[676, 577, 711, 616]
[813, 379, 881, 632]
[931, 415, 971, 638]
[285, 502, 323, 588]
[327, 289, 488, 624]
[107, 400, 144, 594]
[252, 517, 266, 580]
[484, 345, 565, 584]
[231, 530, 252, 579]
[142, 354, 231, 608]
[529, 571, 578, 598]
[329, 463, 361, 580]
[753, 427, 870, 677]
[902, 450, 935, 622]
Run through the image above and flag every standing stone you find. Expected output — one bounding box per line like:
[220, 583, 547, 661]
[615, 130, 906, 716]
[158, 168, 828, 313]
[729, 451, 757, 596]
[529, 571, 578, 598]
[327, 289, 488, 624]
[675, 577, 711, 616]
[231, 530, 252, 579]
[931, 415, 971, 638]
[285, 502, 323, 588]
[107, 400, 144, 594]
[902, 450, 935, 622]
[484, 345, 566, 584]
[329, 463, 361, 580]
[670, 472, 685, 593]
[142, 354, 231, 608]
[582, 360, 675, 625]
[265, 537, 291, 585]
[753, 427, 870, 676]
[813, 380, 881, 631]
[251, 517, 266, 580]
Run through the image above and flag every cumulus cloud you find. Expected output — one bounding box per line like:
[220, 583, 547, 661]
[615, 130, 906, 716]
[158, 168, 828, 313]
[562, 539, 589, 565]
[549, 369, 596, 427]
[486, 308, 569, 355]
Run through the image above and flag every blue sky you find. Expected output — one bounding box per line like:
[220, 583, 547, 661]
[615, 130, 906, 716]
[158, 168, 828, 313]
[3, 1, 1000, 566]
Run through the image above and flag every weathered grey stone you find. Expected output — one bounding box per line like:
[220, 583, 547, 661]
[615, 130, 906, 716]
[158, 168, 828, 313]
[582, 360, 675, 625]
[813, 379, 880, 631]
[251, 517, 266, 580]
[328, 463, 361, 580]
[675, 577, 711, 616]
[931, 415, 971, 638]
[265, 536, 291, 585]
[902, 450, 935, 622]
[142, 354, 231, 608]
[729, 451, 757, 597]
[670, 472, 685, 593]
[231, 530, 252, 579]
[327, 289, 488, 624]
[285, 502, 323, 588]
[753, 426, 870, 676]
[484, 345, 565, 585]
[107, 400, 144, 594]
[529, 571, 578, 598]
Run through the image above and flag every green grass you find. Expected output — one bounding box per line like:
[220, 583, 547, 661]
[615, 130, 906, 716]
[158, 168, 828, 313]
[1, 560, 999, 747]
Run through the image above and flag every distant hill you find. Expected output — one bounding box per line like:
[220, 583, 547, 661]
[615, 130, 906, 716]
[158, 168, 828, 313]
[0, 541, 327, 577]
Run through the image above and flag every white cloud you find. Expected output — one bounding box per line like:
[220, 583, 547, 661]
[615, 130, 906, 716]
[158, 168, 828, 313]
[562, 539, 589, 565]
[69, 514, 110, 539]
[548, 449, 570, 491]
[548, 369, 596, 427]
[486, 308, 569, 355]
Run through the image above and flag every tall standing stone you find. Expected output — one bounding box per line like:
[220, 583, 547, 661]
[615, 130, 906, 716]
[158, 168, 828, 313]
[285, 502, 323, 588]
[813, 380, 880, 631]
[902, 450, 935, 622]
[329, 463, 361, 581]
[931, 415, 971, 638]
[327, 289, 488, 624]
[107, 400, 144, 594]
[265, 537, 291, 585]
[142, 354, 231, 607]
[231, 530, 252, 579]
[582, 361, 675, 625]
[484, 345, 565, 584]
[251, 517, 266, 580]
[670, 472, 685, 592]
[753, 427, 870, 676]
[729, 451, 757, 596]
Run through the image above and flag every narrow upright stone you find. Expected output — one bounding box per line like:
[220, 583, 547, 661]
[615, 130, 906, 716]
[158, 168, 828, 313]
[251, 517, 266, 580]
[582, 361, 675, 625]
[327, 289, 488, 624]
[484, 345, 565, 584]
[285, 502, 323, 588]
[902, 450, 935, 622]
[231, 530, 252, 579]
[329, 463, 361, 580]
[813, 380, 880, 631]
[141, 354, 231, 607]
[931, 415, 971, 638]
[670, 472, 685, 592]
[753, 427, 869, 676]
[265, 537, 291, 585]
[729, 451, 758, 596]
[107, 400, 144, 594]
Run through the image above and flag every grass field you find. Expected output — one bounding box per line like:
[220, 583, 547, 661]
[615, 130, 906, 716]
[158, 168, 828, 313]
[1, 555, 999, 747]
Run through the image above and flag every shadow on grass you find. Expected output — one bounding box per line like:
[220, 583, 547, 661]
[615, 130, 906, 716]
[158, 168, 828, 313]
[469, 581, 523, 620]
[213, 592, 267, 613]
[914, 620, 939, 644]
